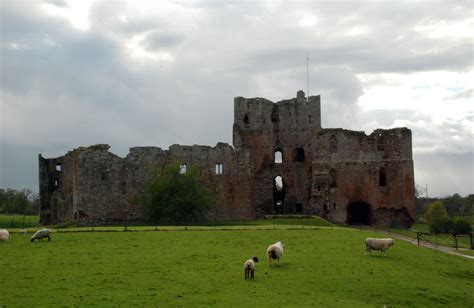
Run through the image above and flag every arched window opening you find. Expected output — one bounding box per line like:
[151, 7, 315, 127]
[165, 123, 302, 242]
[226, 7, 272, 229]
[275, 176, 283, 191]
[293, 147, 305, 162]
[330, 135, 337, 153]
[180, 163, 187, 174]
[56, 163, 62, 172]
[329, 169, 337, 188]
[379, 168, 387, 187]
[274, 150, 283, 164]
[243, 114, 249, 125]
[273, 175, 285, 214]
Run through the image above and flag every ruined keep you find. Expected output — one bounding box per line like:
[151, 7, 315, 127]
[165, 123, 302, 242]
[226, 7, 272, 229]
[39, 90, 416, 227]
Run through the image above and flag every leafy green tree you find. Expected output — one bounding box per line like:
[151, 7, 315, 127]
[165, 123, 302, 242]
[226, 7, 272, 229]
[425, 201, 447, 224]
[137, 162, 214, 224]
[0, 188, 37, 215]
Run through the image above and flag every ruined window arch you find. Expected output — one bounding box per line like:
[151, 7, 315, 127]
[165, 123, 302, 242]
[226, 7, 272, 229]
[274, 150, 283, 164]
[243, 113, 249, 125]
[180, 163, 187, 174]
[56, 163, 62, 172]
[329, 169, 337, 188]
[330, 135, 337, 153]
[274, 175, 283, 191]
[379, 167, 387, 187]
[54, 178, 59, 189]
[293, 147, 305, 162]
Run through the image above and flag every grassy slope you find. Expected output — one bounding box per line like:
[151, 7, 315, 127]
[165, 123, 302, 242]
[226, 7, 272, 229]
[1, 229, 473, 307]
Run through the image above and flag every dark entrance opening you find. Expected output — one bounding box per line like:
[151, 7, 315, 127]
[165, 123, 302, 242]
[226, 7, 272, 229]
[295, 203, 302, 213]
[346, 202, 372, 225]
[273, 176, 285, 214]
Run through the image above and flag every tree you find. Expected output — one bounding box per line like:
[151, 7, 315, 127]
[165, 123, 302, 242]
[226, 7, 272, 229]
[137, 162, 215, 224]
[425, 201, 447, 224]
[0, 188, 37, 215]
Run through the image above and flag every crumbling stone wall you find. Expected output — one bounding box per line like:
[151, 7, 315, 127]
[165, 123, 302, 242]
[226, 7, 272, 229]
[39, 90, 415, 227]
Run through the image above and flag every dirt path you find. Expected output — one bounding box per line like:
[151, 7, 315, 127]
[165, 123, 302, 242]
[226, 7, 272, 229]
[373, 229, 474, 260]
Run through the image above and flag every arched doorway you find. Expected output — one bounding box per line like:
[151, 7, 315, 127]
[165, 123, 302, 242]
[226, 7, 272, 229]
[346, 202, 372, 225]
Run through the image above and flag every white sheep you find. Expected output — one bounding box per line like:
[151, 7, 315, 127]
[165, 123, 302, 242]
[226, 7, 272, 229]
[0, 229, 10, 241]
[267, 241, 284, 266]
[244, 256, 259, 279]
[365, 237, 395, 256]
[31, 228, 51, 242]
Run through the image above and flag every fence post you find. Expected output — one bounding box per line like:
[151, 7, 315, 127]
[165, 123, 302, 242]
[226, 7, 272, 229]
[453, 234, 458, 250]
[124, 219, 128, 232]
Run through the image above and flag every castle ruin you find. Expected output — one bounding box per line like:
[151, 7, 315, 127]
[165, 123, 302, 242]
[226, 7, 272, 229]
[39, 91, 416, 227]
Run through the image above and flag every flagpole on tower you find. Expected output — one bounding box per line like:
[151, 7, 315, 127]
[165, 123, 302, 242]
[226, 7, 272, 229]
[306, 52, 310, 100]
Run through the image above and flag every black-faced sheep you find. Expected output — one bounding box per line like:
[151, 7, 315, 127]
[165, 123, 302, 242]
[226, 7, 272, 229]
[267, 241, 284, 266]
[31, 229, 51, 242]
[0, 229, 9, 241]
[365, 237, 394, 256]
[244, 256, 259, 279]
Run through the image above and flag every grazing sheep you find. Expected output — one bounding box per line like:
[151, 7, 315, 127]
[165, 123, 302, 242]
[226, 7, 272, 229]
[31, 229, 51, 242]
[267, 241, 284, 266]
[244, 256, 259, 279]
[0, 229, 9, 241]
[18, 229, 27, 235]
[365, 237, 395, 256]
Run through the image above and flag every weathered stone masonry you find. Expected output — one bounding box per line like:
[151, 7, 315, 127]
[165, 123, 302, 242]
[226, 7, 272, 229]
[39, 90, 416, 227]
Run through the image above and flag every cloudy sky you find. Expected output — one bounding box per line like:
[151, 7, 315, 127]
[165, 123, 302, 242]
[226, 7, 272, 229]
[1, 0, 472, 197]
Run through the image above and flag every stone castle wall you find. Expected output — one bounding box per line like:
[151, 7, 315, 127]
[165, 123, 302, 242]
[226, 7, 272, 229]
[39, 90, 415, 227]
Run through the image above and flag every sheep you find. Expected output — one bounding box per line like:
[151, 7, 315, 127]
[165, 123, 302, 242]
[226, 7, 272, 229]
[365, 237, 395, 256]
[0, 229, 9, 241]
[244, 256, 259, 279]
[18, 229, 27, 235]
[31, 228, 51, 242]
[267, 241, 284, 266]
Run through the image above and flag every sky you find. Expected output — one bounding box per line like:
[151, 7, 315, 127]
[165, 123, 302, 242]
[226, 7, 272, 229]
[0, 0, 473, 197]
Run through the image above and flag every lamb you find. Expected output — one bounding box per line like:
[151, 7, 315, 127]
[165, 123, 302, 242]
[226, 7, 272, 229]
[365, 237, 395, 256]
[0, 229, 9, 241]
[267, 241, 284, 266]
[244, 256, 259, 279]
[18, 229, 27, 235]
[31, 228, 51, 242]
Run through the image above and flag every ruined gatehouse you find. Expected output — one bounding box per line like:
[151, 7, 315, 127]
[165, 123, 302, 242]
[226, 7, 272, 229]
[39, 91, 416, 227]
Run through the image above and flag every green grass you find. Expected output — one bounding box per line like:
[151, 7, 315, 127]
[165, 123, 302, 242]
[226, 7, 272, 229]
[0, 214, 39, 229]
[1, 228, 473, 307]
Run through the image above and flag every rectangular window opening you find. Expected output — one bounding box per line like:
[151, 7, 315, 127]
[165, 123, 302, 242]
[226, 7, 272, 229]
[56, 163, 62, 172]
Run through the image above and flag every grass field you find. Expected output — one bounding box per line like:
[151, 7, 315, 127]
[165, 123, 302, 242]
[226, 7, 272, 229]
[1, 228, 473, 307]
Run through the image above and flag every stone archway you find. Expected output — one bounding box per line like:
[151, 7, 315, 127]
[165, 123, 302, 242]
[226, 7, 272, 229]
[346, 201, 372, 225]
